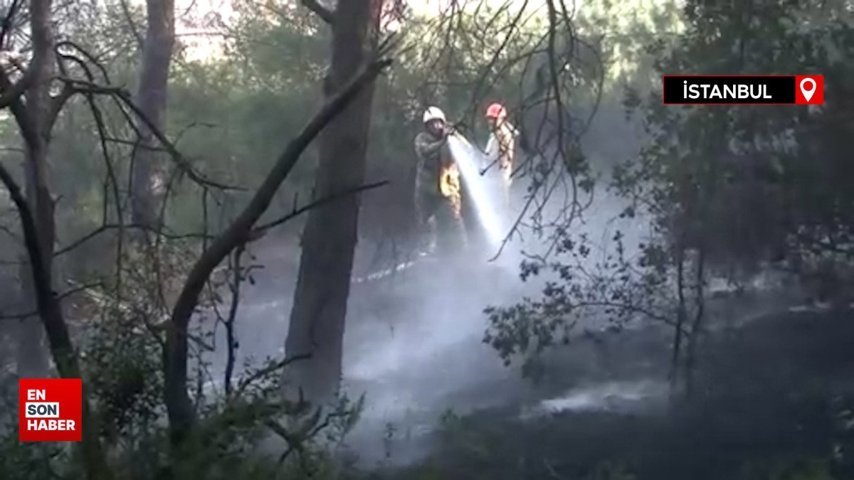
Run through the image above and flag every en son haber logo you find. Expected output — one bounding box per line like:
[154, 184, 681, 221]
[18, 378, 82, 442]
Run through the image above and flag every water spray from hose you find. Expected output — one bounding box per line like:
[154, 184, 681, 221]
[447, 133, 505, 251]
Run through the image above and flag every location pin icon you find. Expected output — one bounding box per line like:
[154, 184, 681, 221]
[800, 78, 816, 101]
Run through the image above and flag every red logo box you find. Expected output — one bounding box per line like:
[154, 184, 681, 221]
[794, 74, 824, 105]
[18, 378, 82, 442]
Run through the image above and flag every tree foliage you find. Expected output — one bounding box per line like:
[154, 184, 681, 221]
[484, 0, 854, 391]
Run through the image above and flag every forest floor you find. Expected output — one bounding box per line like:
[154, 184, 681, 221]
[194, 233, 854, 479]
[365, 305, 854, 480]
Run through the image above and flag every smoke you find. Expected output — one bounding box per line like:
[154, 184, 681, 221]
[190, 118, 658, 466]
[522, 379, 670, 419]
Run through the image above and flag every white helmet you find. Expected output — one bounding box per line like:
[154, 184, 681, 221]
[422, 106, 446, 124]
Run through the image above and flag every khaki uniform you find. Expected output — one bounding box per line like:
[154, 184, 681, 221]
[414, 131, 466, 254]
[485, 121, 518, 206]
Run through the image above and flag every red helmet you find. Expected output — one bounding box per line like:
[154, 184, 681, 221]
[485, 102, 507, 120]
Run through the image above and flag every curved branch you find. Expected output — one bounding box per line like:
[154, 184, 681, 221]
[0, 281, 102, 320]
[119, 0, 144, 49]
[302, 0, 334, 24]
[0, 0, 51, 109]
[56, 77, 243, 192]
[252, 180, 389, 235]
[163, 55, 393, 446]
[0, 0, 23, 49]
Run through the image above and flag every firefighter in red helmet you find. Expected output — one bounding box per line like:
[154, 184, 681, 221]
[484, 102, 518, 207]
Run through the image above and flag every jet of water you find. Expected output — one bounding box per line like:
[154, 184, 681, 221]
[447, 134, 505, 251]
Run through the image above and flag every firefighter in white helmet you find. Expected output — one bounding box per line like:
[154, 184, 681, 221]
[484, 102, 518, 207]
[413, 106, 466, 255]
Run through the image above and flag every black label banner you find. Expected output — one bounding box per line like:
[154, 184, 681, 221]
[662, 75, 797, 105]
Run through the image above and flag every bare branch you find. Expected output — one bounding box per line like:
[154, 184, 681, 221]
[223, 245, 243, 397]
[301, 0, 334, 24]
[0, 0, 23, 50]
[57, 76, 242, 192]
[55, 41, 112, 83]
[0, 221, 22, 244]
[118, 0, 144, 49]
[233, 353, 312, 400]
[0, 0, 51, 109]
[45, 81, 74, 128]
[163, 55, 393, 445]
[53, 223, 214, 257]
[252, 180, 389, 236]
[0, 160, 53, 325]
[0, 281, 103, 320]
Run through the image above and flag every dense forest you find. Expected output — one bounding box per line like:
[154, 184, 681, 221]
[0, 0, 853, 479]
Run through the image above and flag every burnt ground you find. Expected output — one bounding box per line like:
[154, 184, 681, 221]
[187, 231, 854, 478]
[5, 229, 851, 479]
[364, 305, 854, 480]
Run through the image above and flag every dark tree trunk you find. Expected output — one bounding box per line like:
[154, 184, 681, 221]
[669, 246, 687, 393]
[130, 0, 175, 230]
[15, 0, 56, 378]
[1, 2, 112, 477]
[16, 144, 52, 377]
[161, 56, 391, 446]
[0, 162, 112, 480]
[284, 0, 382, 403]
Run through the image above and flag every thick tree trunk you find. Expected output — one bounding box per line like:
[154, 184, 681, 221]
[2, 2, 112, 477]
[130, 0, 175, 229]
[0, 163, 112, 480]
[284, 0, 381, 404]
[16, 142, 53, 377]
[161, 56, 391, 446]
[15, 0, 56, 377]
